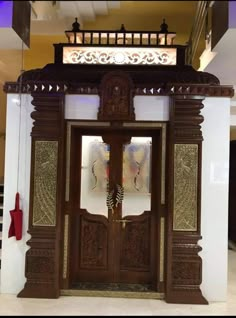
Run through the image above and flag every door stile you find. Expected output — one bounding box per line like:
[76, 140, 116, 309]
[70, 129, 82, 285]
[104, 133, 126, 282]
[151, 131, 163, 291]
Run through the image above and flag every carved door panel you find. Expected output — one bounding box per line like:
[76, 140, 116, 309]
[70, 129, 160, 289]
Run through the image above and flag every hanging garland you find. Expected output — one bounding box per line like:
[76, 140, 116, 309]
[115, 184, 124, 207]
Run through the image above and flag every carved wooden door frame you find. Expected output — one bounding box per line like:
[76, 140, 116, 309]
[12, 65, 233, 303]
[61, 120, 167, 296]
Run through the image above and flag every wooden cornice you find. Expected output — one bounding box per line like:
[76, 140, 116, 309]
[3, 63, 234, 98]
[4, 80, 234, 98]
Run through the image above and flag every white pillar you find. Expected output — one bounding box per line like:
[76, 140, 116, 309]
[1, 94, 33, 294]
[201, 97, 230, 301]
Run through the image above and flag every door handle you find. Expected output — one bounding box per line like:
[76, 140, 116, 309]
[106, 184, 124, 213]
[114, 219, 132, 229]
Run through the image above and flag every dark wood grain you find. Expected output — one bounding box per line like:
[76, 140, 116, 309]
[18, 94, 65, 298]
[9, 45, 233, 304]
[165, 96, 207, 304]
[68, 129, 161, 289]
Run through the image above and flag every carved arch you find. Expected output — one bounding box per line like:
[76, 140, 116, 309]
[98, 71, 135, 121]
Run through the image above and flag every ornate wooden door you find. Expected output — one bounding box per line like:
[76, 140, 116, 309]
[69, 128, 161, 290]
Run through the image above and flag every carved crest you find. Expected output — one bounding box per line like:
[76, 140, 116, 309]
[98, 71, 135, 121]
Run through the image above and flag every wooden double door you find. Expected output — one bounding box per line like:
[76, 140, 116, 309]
[69, 127, 162, 290]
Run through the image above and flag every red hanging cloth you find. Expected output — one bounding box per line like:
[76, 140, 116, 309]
[8, 192, 23, 240]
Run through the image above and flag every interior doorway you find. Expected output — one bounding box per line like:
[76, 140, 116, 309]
[66, 125, 164, 293]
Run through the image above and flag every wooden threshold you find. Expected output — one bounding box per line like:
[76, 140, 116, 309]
[60, 289, 164, 300]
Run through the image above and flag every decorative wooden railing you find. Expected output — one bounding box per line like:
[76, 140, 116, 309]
[64, 29, 176, 47]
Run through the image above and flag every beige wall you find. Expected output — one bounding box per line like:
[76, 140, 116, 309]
[0, 34, 65, 180]
[24, 34, 65, 70]
[0, 48, 22, 180]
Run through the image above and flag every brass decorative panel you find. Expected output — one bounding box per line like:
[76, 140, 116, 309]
[173, 144, 198, 231]
[160, 217, 165, 282]
[65, 124, 71, 202]
[33, 141, 58, 226]
[60, 289, 165, 299]
[63, 215, 69, 279]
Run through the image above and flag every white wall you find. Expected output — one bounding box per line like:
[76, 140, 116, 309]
[65, 95, 169, 121]
[0, 94, 230, 302]
[200, 97, 230, 301]
[65, 95, 99, 120]
[0, 94, 33, 294]
[134, 96, 169, 121]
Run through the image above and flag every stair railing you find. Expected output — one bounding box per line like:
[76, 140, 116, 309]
[186, 1, 212, 65]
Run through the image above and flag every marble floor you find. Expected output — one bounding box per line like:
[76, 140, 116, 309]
[0, 250, 235, 316]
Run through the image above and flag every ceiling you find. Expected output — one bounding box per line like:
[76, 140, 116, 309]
[200, 28, 236, 86]
[0, 1, 200, 85]
[30, 1, 197, 41]
[0, 1, 235, 101]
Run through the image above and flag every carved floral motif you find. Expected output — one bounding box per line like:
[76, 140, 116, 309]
[173, 144, 198, 231]
[80, 218, 108, 268]
[120, 219, 150, 268]
[172, 259, 201, 285]
[98, 71, 135, 121]
[63, 47, 177, 65]
[32, 141, 58, 226]
[27, 256, 54, 274]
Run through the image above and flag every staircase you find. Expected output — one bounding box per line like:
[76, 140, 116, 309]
[0, 183, 3, 269]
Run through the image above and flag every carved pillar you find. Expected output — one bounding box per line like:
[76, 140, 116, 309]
[18, 93, 65, 298]
[166, 95, 208, 304]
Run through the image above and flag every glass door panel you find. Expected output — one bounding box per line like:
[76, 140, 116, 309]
[70, 129, 159, 287]
[122, 137, 152, 217]
[80, 135, 110, 217]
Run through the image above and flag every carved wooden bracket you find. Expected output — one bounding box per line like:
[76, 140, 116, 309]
[98, 71, 135, 121]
